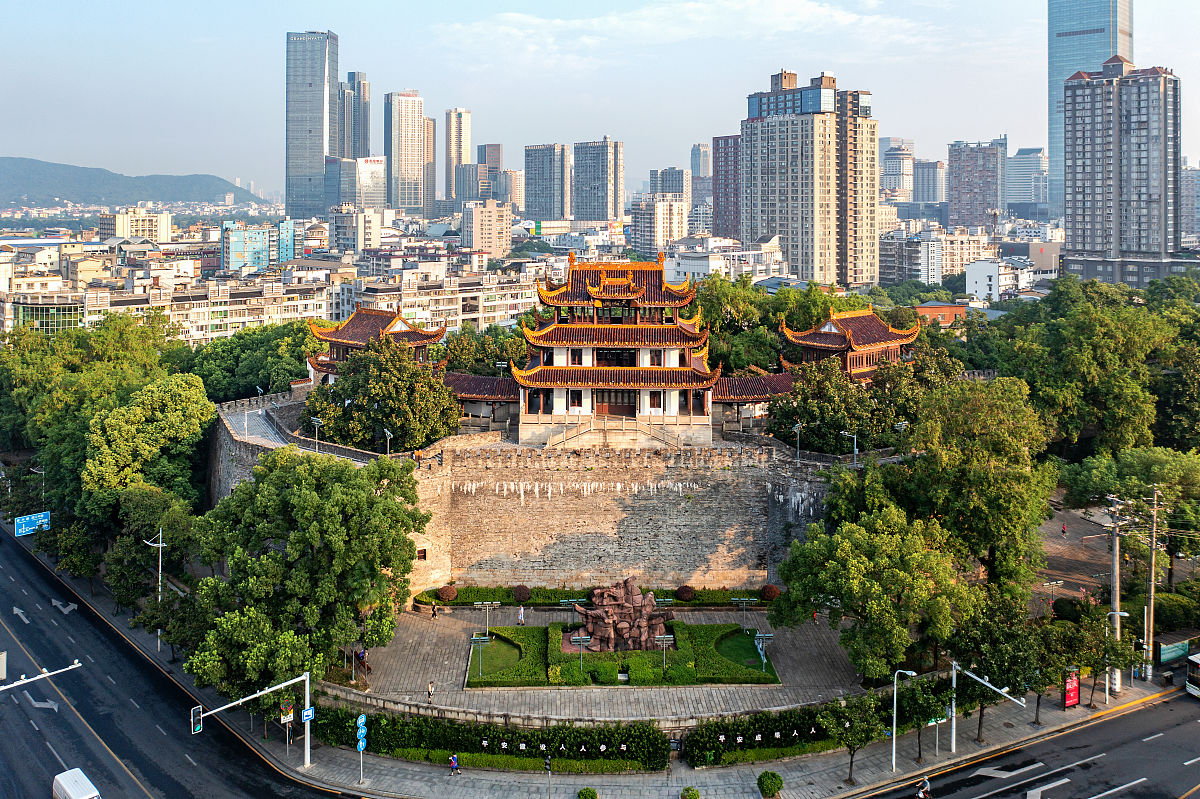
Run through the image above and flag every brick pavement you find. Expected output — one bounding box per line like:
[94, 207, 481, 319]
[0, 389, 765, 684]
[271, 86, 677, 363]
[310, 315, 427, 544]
[366, 606, 860, 725]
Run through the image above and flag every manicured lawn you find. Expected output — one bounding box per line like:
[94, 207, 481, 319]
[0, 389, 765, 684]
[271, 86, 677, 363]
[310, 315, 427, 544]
[715, 627, 777, 680]
[467, 637, 521, 676]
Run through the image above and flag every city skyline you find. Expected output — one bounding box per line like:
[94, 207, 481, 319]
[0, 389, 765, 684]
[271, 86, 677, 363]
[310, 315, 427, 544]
[5, 0, 1199, 200]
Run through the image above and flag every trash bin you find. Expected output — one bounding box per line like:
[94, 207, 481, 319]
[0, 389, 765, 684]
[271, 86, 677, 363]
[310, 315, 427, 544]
[1162, 671, 1174, 686]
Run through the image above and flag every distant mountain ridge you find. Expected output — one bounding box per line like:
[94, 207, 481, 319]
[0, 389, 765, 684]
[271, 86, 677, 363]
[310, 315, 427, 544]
[0, 157, 259, 206]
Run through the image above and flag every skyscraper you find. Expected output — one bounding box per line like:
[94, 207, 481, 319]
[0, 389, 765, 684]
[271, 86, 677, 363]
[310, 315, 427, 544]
[524, 144, 571, 221]
[285, 30, 339, 218]
[740, 70, 878, 286]
[1006, 147, 1049, 220]
[1048, 0, 1134, 217]
[711, 134, 740, 239]
[347, 71, 371, 159]
[572, 136, 624, 221]
[337, 81, 355, 158]
[497, 169, 525, 214]
[649, 167, 691, 208]
[383, 90, 425, 214]
[324, 156, 386, 211]
[947, 137, 1007, 228]
[913, 160, 947, 204]
[445, 108, 471, 200]
[690, 143, 711, 178]
[1062, 57, 1181, 286]
[423, 116, 437, 218]
[881, 146, 915, 200]
[477, 143, 503, 184]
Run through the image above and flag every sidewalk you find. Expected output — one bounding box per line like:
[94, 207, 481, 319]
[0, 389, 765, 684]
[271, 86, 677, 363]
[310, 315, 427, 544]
[6, 524, 1174, 799]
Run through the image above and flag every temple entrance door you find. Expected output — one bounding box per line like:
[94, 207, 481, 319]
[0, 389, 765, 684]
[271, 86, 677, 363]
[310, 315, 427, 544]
[594, 389, 636, 417]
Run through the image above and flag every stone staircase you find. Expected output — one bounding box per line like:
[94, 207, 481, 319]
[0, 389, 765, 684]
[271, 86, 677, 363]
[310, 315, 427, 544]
[545, 415, 682, 449]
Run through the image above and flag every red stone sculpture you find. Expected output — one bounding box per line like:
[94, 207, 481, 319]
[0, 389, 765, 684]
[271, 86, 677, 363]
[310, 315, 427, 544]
[573, 577, 675, 652]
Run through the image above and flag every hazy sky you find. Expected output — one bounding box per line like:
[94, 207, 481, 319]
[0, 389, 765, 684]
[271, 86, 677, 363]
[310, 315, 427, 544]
[5, 0, 1197, 196]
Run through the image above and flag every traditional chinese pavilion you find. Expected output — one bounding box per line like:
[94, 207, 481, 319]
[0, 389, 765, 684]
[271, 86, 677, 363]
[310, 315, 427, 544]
[307, 307, 446, 381]
[780, 307, 918, 381]
[512, 253, 720, 446]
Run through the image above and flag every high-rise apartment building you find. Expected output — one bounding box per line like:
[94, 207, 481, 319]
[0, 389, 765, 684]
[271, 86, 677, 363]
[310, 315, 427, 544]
[445, 108, 471, 200]
[423, 116, 437, 218]
[1006, 147, 1049, 220]
[220, 220, 301, 274]
[1062, 57, 1182, 286]
[383, 91, 425, 214]
[1182, 167, 1200, 238]
[97, 207, 172, 242]
[524, 144, 572, 221]
[630, 198, 689, 256]
[1048, 0, 1134, 218]
[690, 143, 711, 178]
[740, 71, 878, 286]
[913, 160, 947, 204]
[497, 169, 525, 214]
[879, 137, 915, 162]
[324, 156, 386, 211]
[947, 137, 1007, 228]
[454, 163, 491, 205]
[285, 31, 339, 218]
[346, 71, 371, 159]
[649, 167, 691, 208]
[477, 143, 503, 185]
[881, 146, 915, 200]
[572, 137, 624, 221]
[462, 199, 513, 259]
[711, 134, 740, 239]
[330, 206, 383, 253]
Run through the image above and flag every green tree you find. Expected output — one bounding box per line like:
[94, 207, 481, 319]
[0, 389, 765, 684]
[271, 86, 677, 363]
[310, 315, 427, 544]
[1029, 619, 1072, 725]
[771, 505, 972, 679]
[817, 692, 886, 785]
[302, 337, 459, 451]
[766, 359, 880, 455]
[1154, 343, 1200, 451]
[190, 320, 327, 402]
[56, 522, 102, 595]
[898, 677, 949, 763]
[104, 535, 151, 614]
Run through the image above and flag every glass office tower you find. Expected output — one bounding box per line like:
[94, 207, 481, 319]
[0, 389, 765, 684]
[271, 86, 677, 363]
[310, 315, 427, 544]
[285, 31, 339, 219]
[1047, 0, 1132, 218]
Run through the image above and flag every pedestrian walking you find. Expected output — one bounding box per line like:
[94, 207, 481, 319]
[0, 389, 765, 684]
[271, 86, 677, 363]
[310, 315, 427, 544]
[1062, 522, 1068, 539]
[431, 602, 438, 620]
[449, 753, 461, 775]
[427, 680, 435, 703]
[517, 605, 525, 626]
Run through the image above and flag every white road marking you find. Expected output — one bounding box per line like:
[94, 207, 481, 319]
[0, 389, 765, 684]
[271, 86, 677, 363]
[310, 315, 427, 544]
[129, 698, 140, 709]
[156, 724, 167, 736]
[0, 562, 5, 568]
[185, 754, 197, 767]
[971, 755, 1105, 799]
[973, 763, 1045, 779]
[29, 719, 38, 732]
[85, 654, 95, 663]
[66, 635, 75, 644]
[1142, 733, 1163, 741]
[49, 619, 57, 626]
[1026, 778, 1070, 799]
[45, 742, 67, 770]
[1082, 778, 1147, 799]
[1185, 755, 1200, 766]
[21, 588, 27, 595]
[105, 675, 116, 685]
[35, 603, 41, 610]
[7, 575, 13, 581]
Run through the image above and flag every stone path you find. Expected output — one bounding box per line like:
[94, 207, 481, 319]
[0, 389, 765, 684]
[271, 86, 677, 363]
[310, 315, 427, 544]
[366, 607, 860, 724]
[226, 407, 287, 449]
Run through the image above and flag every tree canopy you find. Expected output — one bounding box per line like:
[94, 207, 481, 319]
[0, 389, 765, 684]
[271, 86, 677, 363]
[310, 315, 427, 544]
[190, 320, 328, 403]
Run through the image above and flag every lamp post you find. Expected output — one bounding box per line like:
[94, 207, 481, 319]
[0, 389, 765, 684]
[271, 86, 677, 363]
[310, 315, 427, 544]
[731, 596, 758, 631]
[143, 527, 166, 653]
[1106, 495, 1125, 694]
[892, 669, 917, 772]
[654, 635, 675, 676]
[469, 633, 490, 678]
[310, 417, 323, 455]
[30, 466, 44, 510]
[840, 431, 858, 468]
[791, 422, 805, 462]
[474, 601, 500, 637]
[383, 428, 393, 458]
[1105, 610, 1129, 704]
[571, 635, 591, 672]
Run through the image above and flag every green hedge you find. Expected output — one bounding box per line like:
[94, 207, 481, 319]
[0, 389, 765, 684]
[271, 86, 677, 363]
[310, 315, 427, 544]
[313, 705, 669, 771]
[466, 626, 550, 687]
[692, 625, 777, 685]
[415, 586, 774, 608]
[548, 621, 701, 686]
[396, 747, 644, 774]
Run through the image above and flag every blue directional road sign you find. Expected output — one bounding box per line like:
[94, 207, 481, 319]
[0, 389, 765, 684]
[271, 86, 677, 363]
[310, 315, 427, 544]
[357, 738, 367, 752]
[357, 727, 367, 740]
[14, 511, 50, 537]
[302, 706, 315, 723]
[356, 713, 367, 727]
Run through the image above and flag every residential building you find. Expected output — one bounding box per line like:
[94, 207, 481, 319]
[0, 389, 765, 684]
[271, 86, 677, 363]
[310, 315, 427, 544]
[573, 137, 624, 222]
[97, 208, 172, 242]
[339, 271, 538, 331]
[665, 234, 787, 283]
[323, 156, 386, 211]
[346, 71, 371, 159]
[941, 228, 998, 276]
[948, 137, 1007, 228]
[740, 70, 878, 287]
[497, 169, 525, 214]
[454, 163, 491, 205]
[445, 108, 471, 201]
[630, 198, 689, 256]
[649, 167, 692, 209]
[913, 160, 947, 203]
[220, 220, 302, 275]
[330, 206, 383, 253]
[336, 81, 356, 159]
[881, 146, 915, 200]
[691, 175, 713, 206]
[711, 134, 740, 239]
[383, 90, 425, 213]
[687, 201, 713, 236]
[1048, 0, 1134, 217]
[423, 116, 437, 218]
[690, 143, 711, 178]
[1062, 57, 1184, 287]
[462, 199, 513, 259]
[1006, 147, 1049, 220]
[1183, 167, 1200, 238]
[877, 230, 944, 286]
[285, 30, 339, 218]
[477, 143, 503, 185]
[966, 256, 1059, 300]
[524, 144, 572, 221]
[879, 137, 915, 162]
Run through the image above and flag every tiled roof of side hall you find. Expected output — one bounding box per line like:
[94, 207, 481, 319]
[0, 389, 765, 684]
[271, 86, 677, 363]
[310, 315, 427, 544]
[782, 308, 919, 351]
[523, 323, 708, 349]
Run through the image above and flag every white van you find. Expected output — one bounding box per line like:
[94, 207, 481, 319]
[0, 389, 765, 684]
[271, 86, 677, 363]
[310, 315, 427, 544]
[52, 768, 101, 799]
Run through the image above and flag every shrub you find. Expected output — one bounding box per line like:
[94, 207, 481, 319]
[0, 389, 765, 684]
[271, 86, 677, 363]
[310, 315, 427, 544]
[757, 770, 783, 797]
[760, 584, 781, 602]
[466, 627, 549, 688]
[676, 585, 696, 602]
[1051, 597, 1083, 622]
[1150, 592, 1200, 631]
[682, 788, 700, 799]
[578, 789, 599, 799]
[436, 585, 458, 602]
[513, 584, 532, 603]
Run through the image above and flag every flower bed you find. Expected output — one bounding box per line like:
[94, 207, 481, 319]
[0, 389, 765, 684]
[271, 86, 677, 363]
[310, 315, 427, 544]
[414, 585, 775, 608]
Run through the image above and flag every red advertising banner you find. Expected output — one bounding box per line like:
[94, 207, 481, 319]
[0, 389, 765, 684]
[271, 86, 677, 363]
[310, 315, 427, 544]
[1064, 669, 1080, 709]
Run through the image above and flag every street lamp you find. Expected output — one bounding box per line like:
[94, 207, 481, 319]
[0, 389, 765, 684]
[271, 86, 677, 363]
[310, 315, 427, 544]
[1105, 610, 1129, 704]
[840, 431, 858, 468]
[892, 669, 917, 772]
[143, 527, 166, 653]
[30, 466, 44, 509]
[383, 428, 393, 458]
[310, 417, 323, 455]
[654, 634, 675, 676]
[571, 635, 592, 672]
[474, 601, 500, 637]
[791, 422, 805, 461]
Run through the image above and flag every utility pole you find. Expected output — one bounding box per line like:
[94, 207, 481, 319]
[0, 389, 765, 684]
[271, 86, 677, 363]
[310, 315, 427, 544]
[1146, 487, 1159, 681]
[1108, 497, 1122, 694]
[143, 528, 165, 653]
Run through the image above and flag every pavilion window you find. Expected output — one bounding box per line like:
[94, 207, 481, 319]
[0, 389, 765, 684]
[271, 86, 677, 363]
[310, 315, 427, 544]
[570, 348, 583, 366]
[649, 391, 662, 410]
[543, 349, 555, 366]
[649, 349, 664, 366]
[679, 391, 691, 415]
[569, 389, 583, 409]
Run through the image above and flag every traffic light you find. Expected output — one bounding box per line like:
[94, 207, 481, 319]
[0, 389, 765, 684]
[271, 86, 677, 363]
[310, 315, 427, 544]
[544, 755, 552, 773]
[191, 705, 203, 734]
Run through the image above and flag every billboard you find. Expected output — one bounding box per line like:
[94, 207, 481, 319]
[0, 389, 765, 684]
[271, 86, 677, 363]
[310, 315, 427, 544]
[1063, 668, 1080, 709]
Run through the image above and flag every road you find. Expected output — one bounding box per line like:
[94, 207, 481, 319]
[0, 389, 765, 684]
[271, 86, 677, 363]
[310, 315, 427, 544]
[0, 529, 332, 799]
[868, 692, 1200, 799]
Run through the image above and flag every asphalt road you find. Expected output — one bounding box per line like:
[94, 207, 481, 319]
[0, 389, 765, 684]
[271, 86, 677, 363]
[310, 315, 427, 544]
[868, 692, 1200, 799]
[0, 529, 334, 799]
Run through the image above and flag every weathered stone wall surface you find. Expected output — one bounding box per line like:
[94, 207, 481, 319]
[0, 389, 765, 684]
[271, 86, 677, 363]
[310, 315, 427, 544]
[409, 446, 826, 593]
[207, 416, 272, 508]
